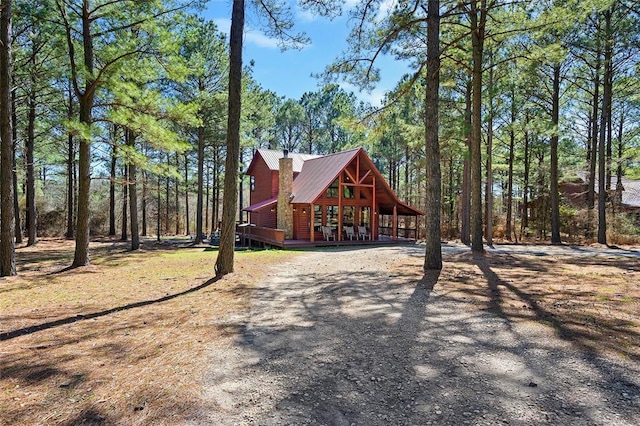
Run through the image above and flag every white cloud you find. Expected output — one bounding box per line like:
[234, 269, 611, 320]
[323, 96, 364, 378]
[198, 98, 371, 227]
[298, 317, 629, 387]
[296, 8, 317, 23]
[376, 0, 398, 22]
[212, 17, 280, 50]
[212, 18, 231, 35]
[343, 0, 359, 9]
[339, 81, 386, 107]
[245, 29, 281, 49]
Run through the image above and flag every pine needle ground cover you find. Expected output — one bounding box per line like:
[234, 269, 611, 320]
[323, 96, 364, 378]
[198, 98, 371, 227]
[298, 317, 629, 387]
[428, 250, 640, 361]
[1, 240, 638, 424]
[0, 239, 295, 425]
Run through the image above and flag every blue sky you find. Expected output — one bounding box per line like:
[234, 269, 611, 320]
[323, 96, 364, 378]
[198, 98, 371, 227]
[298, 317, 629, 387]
[201, 0, 410, 106]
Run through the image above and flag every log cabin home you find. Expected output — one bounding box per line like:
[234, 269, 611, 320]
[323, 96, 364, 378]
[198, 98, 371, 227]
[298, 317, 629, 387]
[242, 147, 424, 247]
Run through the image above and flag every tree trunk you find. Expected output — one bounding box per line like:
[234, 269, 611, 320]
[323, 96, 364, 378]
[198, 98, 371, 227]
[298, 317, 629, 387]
[404, 144, 410, 201]
[65, 82, 75, 240]
[549, 63, 561, 244]
[184, 154, 190, 236]
[127, 129, 139, 250]
[423, 0, 442, 271]
[506, 86, 516, 242]
[212, 159, 218, 232]
[175, 153, 179, 235]
[141, 168, 147, 236]
[485, 52, 494, 246]
[25, 66, 37, 246]
[536, 150, 547, 238]
[0, 0, 16, 276]
[461, 79, 471, 245]
[586, 39, 600, 239]
[121, 165, 128, 241]
[614, 111, 624, 213]
[606, 72, 612, 192]
[71, 2, 96, 267]
[109, 137, 117, 236]
[448, 157, 455, 235]
[11, 83, 21, 244]
[522, 115, 530, 232]
[205, 164, 210, 234]
[597, 9, 613, 245]
[156, 174, 161, 241]
[195, 124, 205, 243]
[616, 111, 623, 190]
[165, 154, 170, 234]
[469, 0, 485, 252]
[238, 149, 244, 223]
[213, 146, 221, 230]
[215, 0, 244, 276]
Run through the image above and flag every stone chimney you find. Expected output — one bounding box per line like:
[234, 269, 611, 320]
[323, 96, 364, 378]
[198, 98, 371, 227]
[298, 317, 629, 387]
[277, 150, 294, 239]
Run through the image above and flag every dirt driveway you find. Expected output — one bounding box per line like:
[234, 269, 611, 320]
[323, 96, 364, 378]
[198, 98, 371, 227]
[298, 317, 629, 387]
[197, 244, 640, 426]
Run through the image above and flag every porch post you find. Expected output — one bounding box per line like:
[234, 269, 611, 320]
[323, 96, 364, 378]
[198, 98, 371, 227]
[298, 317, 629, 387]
[393, 204, 398, 240]
[372, 177, 376, 239]
[310, 203, 315, 242]
[338, 174, 343, 241]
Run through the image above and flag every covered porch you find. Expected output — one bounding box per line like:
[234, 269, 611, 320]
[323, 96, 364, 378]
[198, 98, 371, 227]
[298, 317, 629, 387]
[236, 223, 418, 249]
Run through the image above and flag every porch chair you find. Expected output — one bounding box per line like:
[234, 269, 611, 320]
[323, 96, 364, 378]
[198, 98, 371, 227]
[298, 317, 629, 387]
[322, 225, 336, 241]
[358, 226, 371, 240]
[345, 226, 355, 240]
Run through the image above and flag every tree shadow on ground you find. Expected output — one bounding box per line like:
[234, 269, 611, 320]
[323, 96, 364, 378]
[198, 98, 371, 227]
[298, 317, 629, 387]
[204, 246, 640, 425]
[468, 252, 640, 362]
[0, 277, 220, 341]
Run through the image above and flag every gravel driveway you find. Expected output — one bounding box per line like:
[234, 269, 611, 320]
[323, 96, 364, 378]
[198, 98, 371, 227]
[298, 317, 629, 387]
[199, 245, 640, 425]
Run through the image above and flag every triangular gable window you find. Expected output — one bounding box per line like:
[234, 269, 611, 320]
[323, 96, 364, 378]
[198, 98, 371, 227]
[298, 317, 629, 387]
[326, 179, 339, 198]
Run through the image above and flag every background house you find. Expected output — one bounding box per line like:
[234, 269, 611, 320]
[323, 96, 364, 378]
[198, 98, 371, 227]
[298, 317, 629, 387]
[566, 174, 640, 221]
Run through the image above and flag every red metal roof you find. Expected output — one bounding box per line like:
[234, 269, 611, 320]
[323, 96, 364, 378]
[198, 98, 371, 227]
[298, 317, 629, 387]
[355, 149, 424, 216]
[244, 196, 277, 212]
[246, 147, 424, 216]
[291, 148, 423, 216]
[291, 148, 361, 204]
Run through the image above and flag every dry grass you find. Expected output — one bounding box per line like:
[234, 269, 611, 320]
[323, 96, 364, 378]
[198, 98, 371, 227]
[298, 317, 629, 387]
[3, 240, 639, 425]
[0, 238, 297, 425]
[409, 250, 640, 361]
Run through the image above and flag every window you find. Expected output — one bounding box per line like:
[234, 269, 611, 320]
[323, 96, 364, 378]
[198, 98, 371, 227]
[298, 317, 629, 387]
[314, 205, 322, 232]
[360, 207, 371, 228]
[343, 186, 354, 199]
[343, 206, 354, 227]
[326, 179, 339, 198]
[250, 175, 255, 191]
[326, 205, 339, 228]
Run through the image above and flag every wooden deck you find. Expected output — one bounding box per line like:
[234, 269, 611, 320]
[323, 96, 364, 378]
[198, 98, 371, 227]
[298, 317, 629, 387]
[236, 225, 415, 249]
[282, 237, 411, 249]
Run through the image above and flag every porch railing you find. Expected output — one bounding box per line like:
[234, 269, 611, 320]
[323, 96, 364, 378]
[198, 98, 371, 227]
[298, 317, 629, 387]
[236, 225, 285, 247]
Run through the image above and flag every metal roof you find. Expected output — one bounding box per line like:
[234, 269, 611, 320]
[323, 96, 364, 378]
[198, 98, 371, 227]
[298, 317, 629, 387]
[291, 148, 424, 216]
[291, 148, 361, 204]
[619, 177, 640, 208]
[576, 172, 640, 208]
[246, 147, 424, 216]
[244, 196, 277, 212]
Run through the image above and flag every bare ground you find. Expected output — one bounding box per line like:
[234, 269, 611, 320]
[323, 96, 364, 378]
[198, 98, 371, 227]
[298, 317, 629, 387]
[1, 240, 639, 425]
[196, 243, 640, 426]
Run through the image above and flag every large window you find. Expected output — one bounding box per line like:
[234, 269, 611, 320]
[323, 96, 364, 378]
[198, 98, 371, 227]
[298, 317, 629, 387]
[314, 205, 322, 232]
[326, 205, 339, 228]
[360, 207, 371, 228]
[343, 206, 354, 227]
[326, 179, 339, 198]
